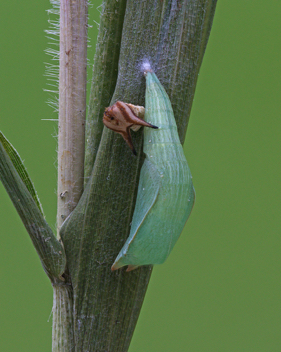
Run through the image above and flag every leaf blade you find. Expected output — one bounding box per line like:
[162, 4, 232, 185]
[0, 131, 44, 215]
[0, 136, 66, 281]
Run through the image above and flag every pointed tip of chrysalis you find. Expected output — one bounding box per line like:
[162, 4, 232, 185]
[111, 262, 139, 272]
[111, 263, 120, 271]
[111, 257, 125, 271]
[126, 265, 139, 272]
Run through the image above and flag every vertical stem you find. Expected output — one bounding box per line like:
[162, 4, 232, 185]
[52, 284, 75, 352]
[84, 0, 127, 181]
[60, 0, 218, 349]
[57, 0, 88, 234]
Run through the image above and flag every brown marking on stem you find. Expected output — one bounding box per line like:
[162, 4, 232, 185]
[103, 101, 158, 154]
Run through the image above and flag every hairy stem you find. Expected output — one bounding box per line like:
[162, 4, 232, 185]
[57, 0, 88, 233]
[54, 0, 88, 349]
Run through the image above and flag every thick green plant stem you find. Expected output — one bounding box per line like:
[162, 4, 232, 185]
[0, 142, 66, 281]
[52, 284, 74, 352]
[60, 0, 217, 350]
[60, 157, 153, 350]
[113, 0, 218, 142]
[84, 0, 127, 182]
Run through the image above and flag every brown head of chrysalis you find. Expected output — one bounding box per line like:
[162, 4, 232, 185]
[103, 101, 158, 155]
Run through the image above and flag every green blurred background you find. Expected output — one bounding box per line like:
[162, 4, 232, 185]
[0, 1, 280, 351]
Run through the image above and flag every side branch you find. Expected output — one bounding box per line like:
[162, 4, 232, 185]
[0, 143, 66, 281]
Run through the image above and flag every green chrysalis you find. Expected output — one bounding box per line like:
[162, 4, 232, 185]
[112, 69, 195, 271]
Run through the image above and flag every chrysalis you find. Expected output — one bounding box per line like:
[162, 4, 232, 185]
[112, 68, 195, 271]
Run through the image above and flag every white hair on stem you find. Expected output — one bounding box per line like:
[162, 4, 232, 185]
[44, 0, 60, 113]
